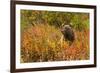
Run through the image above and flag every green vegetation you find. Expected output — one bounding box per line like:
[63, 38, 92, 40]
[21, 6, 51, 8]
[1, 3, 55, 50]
[21, 10, 89, 31]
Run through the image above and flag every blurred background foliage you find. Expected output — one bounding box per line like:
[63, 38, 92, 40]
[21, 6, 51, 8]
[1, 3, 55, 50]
[21, 10, 89, 31]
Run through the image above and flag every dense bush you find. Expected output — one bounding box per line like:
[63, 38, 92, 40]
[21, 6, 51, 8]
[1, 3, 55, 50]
[21, 24, 89, 62]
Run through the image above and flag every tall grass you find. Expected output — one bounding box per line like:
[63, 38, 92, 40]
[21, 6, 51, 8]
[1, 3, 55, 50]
[21, 24, 89, 63]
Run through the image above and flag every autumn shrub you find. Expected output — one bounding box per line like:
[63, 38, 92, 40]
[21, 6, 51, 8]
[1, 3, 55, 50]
[21, 24, 89, 63]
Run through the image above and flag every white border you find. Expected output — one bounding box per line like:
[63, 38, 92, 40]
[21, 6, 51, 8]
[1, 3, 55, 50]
[16, 4, 94, 69]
